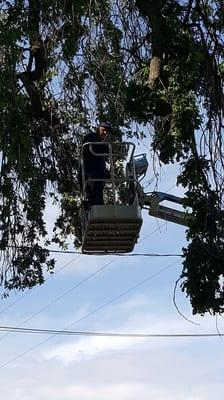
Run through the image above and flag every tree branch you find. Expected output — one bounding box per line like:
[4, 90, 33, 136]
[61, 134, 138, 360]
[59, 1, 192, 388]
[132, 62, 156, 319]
[18, 3, 59, 127]
[135, 0, 167, 88]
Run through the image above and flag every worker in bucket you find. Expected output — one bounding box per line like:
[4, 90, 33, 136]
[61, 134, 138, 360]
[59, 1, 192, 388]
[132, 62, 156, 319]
[78, 122, 112, 208]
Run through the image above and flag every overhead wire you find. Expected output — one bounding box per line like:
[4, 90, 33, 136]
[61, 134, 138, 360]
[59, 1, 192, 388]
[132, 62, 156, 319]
[0, 186, 183, 366]
[0, 217, 182, 316]
[0, 221, 180, 350]
[0, 110, 186, 365]
[0, 260, 180, 369]
[0, 254, 82, 316]
[0, 222, 169, 324]
[0, 255, 118, 343]
[0, 175, 180, 315]
[0, 325, 222, 338]
[5, 182, 183, 257]
[6, 246, 182, 256]
[45, 249, 182, 256]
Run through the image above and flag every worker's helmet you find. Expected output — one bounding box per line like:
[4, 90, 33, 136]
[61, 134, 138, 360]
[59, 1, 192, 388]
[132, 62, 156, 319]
[98, 121, 112, 131]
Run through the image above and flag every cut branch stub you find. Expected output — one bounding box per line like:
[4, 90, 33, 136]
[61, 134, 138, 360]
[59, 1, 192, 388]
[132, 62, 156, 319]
[149, 56, 161, 88]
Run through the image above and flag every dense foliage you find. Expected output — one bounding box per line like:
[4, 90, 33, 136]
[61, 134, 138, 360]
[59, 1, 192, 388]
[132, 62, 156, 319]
[0, 0, 223, 315]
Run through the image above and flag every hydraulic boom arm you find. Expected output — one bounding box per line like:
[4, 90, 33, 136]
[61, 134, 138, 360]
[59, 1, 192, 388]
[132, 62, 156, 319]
[143, 192, 188, 227]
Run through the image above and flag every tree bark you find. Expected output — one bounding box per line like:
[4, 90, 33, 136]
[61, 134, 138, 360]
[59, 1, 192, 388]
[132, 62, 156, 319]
[135, 0, 167, 88]
[19, 1, 59, 127]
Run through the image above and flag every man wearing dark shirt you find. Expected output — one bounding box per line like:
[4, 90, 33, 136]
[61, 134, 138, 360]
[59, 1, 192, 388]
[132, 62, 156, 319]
[78, 122, 112, 207]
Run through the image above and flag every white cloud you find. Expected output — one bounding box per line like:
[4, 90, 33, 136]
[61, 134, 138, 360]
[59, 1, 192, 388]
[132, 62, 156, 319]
[43, 296, 219, 366]
[61, 383, 188, 400]
[118, 293, 150, 311]
[1, 300, 224, 400]
[45, 335, 141, 364]
[2, 355, 224, 400]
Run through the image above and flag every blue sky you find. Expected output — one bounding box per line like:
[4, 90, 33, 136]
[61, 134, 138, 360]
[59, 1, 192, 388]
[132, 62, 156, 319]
[0, 139, 224, 400]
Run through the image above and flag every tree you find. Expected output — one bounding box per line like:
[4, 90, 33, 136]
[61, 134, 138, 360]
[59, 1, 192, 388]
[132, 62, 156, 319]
[0, 0, 223, 315]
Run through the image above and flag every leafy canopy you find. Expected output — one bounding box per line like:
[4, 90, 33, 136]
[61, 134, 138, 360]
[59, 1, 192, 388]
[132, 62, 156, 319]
[0, 0, 224, 315]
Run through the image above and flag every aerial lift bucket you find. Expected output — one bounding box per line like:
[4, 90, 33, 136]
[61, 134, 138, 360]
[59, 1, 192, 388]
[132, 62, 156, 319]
[79, 142, 143, 254]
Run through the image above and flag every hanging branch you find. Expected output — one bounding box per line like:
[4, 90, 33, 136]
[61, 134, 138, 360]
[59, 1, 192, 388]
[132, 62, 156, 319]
[135, 0, 167, 88]
[19, 1, 60, 127]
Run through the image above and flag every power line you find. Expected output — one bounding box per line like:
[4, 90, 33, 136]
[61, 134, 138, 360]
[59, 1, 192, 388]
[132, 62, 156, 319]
[48, 249, 182, 256]
[0, 255, 118, 343]
[2, 220, 174, 314]
[0, 325, 221, 338]
[0, 232, 181, 320]
[0, 254, 82, 316]
[0, 220, 177, 317]
[0, 222, 169, 321]
[0, 223, 179, 367]
[0, 260, 179, 369]
[7, 245, 181, 256]
[0, 154, 185, 364]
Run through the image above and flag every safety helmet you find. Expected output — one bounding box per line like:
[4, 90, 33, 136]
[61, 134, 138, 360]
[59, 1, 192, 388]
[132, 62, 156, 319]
[98, 121, 112, 131]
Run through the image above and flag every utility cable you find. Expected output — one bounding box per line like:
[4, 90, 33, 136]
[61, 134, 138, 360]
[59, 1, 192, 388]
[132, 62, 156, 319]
[0, 325, 221, 338]
[0, 256, 118, 343]
[0, 254, 82, 316]
[48, 249, 182, 256]
[7, 246, 182, 256]
[0, 222, 176, 347]
[0, 260, 179, 369]
[0, 222, 168, 324]
[0, 223, 179, 365]
[0, 221, 180, 316]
